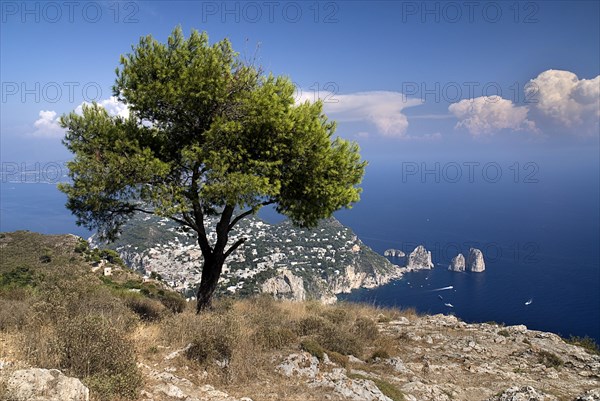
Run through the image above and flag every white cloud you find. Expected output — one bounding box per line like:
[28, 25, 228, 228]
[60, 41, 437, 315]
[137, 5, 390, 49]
[448, 96, 537, 136]
[75, 96, 129, 119]
[32, 97, 129, 139]
[527, 69, 599, 133]
[296, 90, 423, 137]
[32, 110, 64, 138]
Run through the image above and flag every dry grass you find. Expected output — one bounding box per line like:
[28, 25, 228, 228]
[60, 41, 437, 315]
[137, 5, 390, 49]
[1, 231, 425, 401]
[149, 295, 416, 390]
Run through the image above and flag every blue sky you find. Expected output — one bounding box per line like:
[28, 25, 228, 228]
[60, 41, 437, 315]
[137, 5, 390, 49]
[1, 1, 599, 166]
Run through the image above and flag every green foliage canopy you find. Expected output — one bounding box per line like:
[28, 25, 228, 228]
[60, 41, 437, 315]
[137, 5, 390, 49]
[59, 27, 366, 256]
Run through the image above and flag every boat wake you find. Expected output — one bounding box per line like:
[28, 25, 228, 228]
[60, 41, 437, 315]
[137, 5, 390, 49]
[430, 286, 454, 292]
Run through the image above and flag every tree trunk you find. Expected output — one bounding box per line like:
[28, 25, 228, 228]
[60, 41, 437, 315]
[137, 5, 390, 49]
[196, 255, 224, 313]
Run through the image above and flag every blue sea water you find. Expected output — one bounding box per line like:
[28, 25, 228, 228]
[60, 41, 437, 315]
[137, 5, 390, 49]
[333, 159, 600, 343]
[1, 157, 599, 343]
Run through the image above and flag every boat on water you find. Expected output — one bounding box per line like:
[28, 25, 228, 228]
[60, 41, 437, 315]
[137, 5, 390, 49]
[444, 303, 454, 308]
[525, 298, 533, 306]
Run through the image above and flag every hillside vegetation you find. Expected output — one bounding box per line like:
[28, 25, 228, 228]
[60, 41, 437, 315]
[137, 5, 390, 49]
[1, 232, 599, 401]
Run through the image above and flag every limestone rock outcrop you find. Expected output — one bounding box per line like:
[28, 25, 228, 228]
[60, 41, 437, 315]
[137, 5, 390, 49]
[448, 253, 466, 271]
[485, 386, 557, 401]
[467, 248, 486, 272]
[5, 368, 89, 401]
[573, 389, 600, 401]
[406, 245, 434, 269]
[277, 352, 393, 401]
[384, 249, 405, 258]
[261, 269, 306, 301]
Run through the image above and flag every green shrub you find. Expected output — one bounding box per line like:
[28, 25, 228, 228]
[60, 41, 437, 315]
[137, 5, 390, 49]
[157, 291, 186, 314]
[74, 238, 89, 253]
[320, 307, 352, 325]
[125, 295, 165, 321]
[185, 313, 240, 364]
[348, 373, 405, 401]
[253, 326, 297, 350]
[0, 266, 36, 288]
[566, 336, 600, 355]
[498, 329, 510, 337]
[99, 249, 124, 266]
[301, 339, 325, 361]
[369, 348, 390, 362]
[150, 271, 163, 281]
[318, 324, 363, 356]
[371, 378, 406, 401]
[327, 350, 349, 368]
[294, 315, 329, 336]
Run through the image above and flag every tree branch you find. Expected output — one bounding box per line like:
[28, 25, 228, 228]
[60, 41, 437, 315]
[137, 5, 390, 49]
[224, 237, 246, 258]
[228, 200, 275, 231]
[190, 163, 212, 257]
[214, 205, 235, 254]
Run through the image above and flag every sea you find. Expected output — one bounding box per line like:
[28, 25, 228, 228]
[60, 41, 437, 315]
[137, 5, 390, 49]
[1, 157, 599, 343]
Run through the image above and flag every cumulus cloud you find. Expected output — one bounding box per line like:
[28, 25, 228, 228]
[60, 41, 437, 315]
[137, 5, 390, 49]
[448, 96, 537, 136]
[296, 90, 423, 137]
[32, 110, 64, 138]
[527, 69, 599, 133]
[448, 70, 599, 138]
[75, 96, 129, 119]
[32, 97, 129, 139]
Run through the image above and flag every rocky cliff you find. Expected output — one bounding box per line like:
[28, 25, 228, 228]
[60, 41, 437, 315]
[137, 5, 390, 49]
[448, 253, 466, 272]
[467, 247, 486, 272]
[406, 245, 434, 269]
[92, 213, 408, 303]
[384, 249, 405, 258]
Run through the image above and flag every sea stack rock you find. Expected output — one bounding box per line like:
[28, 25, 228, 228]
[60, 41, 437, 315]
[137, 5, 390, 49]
[467, 248, 485, 272]
[448, 253, 466, 272]
[384, 249, 405, 258]
[407, 245, 434, 269]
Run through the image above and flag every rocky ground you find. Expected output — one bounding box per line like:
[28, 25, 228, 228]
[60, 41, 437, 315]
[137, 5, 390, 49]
[3, 313, 598, 401]
[271, 314, 600, 401]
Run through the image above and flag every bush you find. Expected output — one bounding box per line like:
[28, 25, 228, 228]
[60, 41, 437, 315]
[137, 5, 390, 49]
[157, 291, 187, 314]
[57, 314, 142, 399]
[348, 373, 405, 401]
[125, 295, 165, 321]
[301, 339, 325, 361]
[327, 350, 349, 368]
[537, 350, 563, 368]
[99, 249, 124, 266]
[318, 324, 363, 356]
[353, 316, 379, 342]
[369, 348, 390, 362]
[320, 307, 352, 325]
[294, 315, 329, 336]
[566, 336, 600, 355]
[74, 238, 89, 253]
[185, 313, 240, 365]
[0, 266, 36, 288]
[253, 326, 297, 350]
